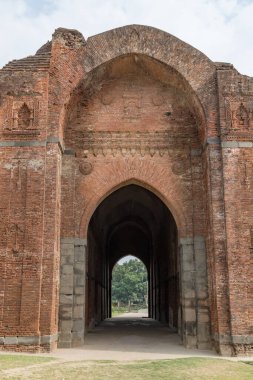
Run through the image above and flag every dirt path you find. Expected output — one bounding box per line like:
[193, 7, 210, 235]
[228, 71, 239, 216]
[1, 314, 252, 363]
[44, 314, 218, 361]
[1, 359, 64, 378]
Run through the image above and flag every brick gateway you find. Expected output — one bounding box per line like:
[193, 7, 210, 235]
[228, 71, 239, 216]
[0, 25, 252, 355]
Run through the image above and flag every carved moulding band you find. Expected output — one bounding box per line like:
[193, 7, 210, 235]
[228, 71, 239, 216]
[222, 133, 253, 141]
[81, 130, 190, 157]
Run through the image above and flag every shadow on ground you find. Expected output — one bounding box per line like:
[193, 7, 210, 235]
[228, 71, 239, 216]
[51, 313, 217, 361]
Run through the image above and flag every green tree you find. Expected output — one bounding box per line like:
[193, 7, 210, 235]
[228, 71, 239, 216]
[112, 258, 148, 306]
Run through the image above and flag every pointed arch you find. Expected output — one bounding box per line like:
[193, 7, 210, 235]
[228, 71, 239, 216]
[112, 255, 148, 273]
[79, 176, 187, 238]
[62, 25, 217, 145]
[85, 24, 215, 104]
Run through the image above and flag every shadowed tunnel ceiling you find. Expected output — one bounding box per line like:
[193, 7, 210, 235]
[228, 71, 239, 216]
[90, 184, 172, 268]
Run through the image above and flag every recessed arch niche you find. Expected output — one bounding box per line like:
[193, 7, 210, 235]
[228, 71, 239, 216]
[59, 32, 210, 351]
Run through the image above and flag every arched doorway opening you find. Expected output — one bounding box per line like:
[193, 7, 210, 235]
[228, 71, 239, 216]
[86, 184, 179, 333]
[59, 37, 211, 351]
[111, 255, 148, 316]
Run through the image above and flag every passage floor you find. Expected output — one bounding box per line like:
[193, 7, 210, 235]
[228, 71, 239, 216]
[55, 313, 216, 361]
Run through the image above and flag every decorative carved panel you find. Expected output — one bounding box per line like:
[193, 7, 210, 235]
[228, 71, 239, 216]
[232, 103, 249, 129]
[223, 97, 253, 140]
[2, 96, 40, 136]
[79, 160, 93, 175]
[220, 71, 253, 140]
[152, 93, 164, 106]
[122, 94, 141, 120]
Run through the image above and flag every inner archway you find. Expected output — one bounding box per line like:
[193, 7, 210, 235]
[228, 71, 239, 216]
[111, 256, 148, 316]
[86, 184, 179, 333]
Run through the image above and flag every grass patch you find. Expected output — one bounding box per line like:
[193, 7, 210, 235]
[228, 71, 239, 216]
[1, 357, 253, 380]
[0, 354, 55, 370]
[111, 306, 128, 316]
[111, 306, 147, 316]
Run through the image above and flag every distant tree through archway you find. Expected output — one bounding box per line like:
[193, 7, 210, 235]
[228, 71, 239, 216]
[111, 256, 148, 316]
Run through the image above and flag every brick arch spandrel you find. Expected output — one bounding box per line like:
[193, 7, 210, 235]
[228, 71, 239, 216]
[63, 40, 217, 149]
[84, 25, 216, 115]
[77, 158, 191, 238]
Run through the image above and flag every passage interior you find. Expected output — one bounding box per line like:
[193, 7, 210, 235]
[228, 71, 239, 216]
[87, 184, 180, 330]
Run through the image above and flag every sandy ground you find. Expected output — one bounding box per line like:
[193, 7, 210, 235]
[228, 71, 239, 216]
[47, 313, 219, 361]
[1, 314, 252, 362]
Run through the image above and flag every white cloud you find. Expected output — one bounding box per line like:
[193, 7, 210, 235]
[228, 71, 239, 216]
[0, 0, 252, 75]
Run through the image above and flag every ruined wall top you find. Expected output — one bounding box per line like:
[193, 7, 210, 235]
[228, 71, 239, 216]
[0, 25, 252, 146]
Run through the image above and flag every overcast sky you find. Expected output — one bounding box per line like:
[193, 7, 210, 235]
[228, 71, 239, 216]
[0, 0, 252, 75]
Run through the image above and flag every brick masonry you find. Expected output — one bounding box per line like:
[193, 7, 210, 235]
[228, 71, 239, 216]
[0, 25, 252, 355]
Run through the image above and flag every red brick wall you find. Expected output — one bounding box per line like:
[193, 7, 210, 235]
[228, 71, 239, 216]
[0, 28, 85, 351]
[0, 25, 252, 354]
[217, 67, 253, 354]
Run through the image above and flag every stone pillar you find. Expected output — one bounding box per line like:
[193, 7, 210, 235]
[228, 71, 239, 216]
[179, 236, 210, 349]
[180, 237, 197, 348]
[58, 237, 87, 348]
[194, 236, 211, 349]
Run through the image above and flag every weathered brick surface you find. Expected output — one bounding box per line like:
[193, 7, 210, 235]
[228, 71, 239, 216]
[0, 25, 252, 355]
